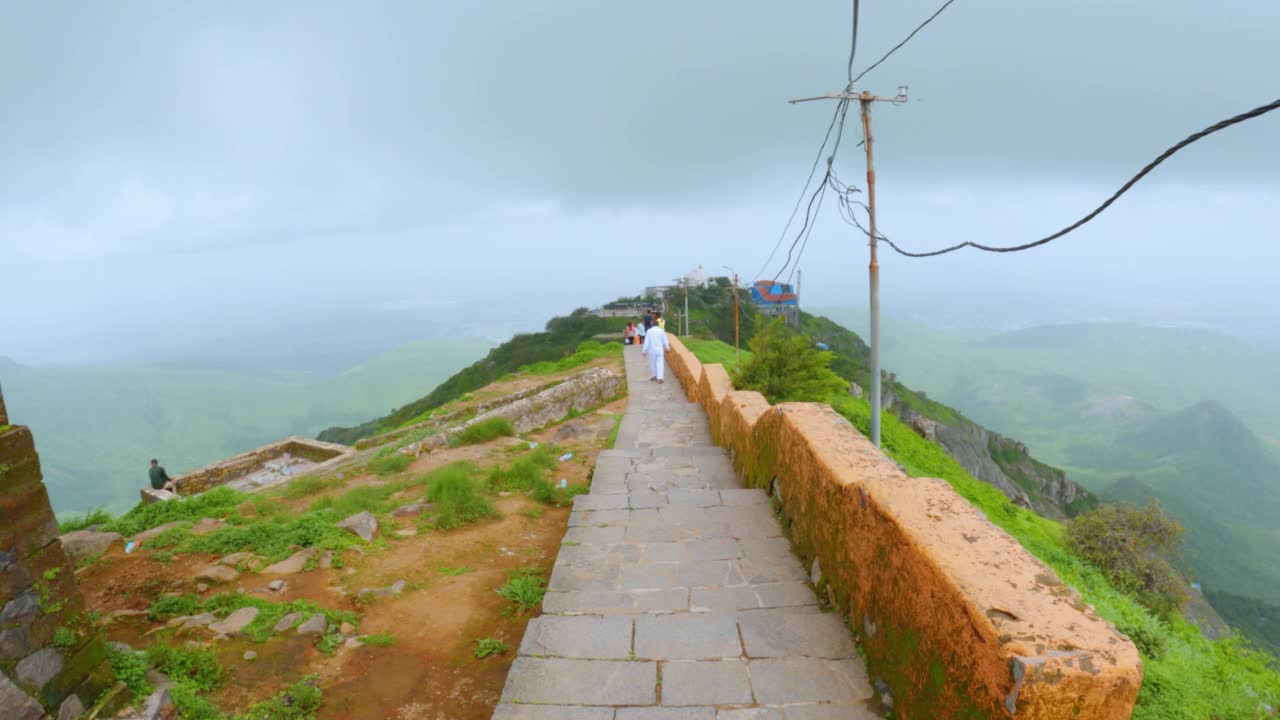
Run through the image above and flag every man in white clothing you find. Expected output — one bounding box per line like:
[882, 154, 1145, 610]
[642, 318, 671, 383]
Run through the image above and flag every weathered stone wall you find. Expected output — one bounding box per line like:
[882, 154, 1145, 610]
[402, 367, 624, 456]
[354, 379, 561, 451]
[174, 437, 352, 496]
[664, 338, 1142, 719]
[0, 386, 113, 718]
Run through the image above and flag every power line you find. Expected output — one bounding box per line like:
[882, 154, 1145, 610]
[756, 0, 863, 284]
[863, 97, 1280, 257]
[773, 99, 855, 285]
[853, 0, 956, 84]
[753, 100, 847, 283]
[846, 0, 861, 85]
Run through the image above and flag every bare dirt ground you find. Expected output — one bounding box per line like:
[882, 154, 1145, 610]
[75, 383, 626, 718]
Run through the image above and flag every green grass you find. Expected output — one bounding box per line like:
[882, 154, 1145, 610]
[423, 463, 498, 530]
[605, 414, 623, 449]
[180, 512, 365, 563]
[437, 566, 473, 576]
[147, 643, 224, 692]
[473, 637, 510, 659]
[360, 633, 396, 647]
[517, 341, 620, 376]
[368, 453, 412, 476]
[483, 447, 584, 506]
[275, 475, 342, 500]
[683, 337, 753, 372]
[827, 393, 1280, 719]
[449, 417, 516, 447]
[57, 506, 115, 533]
[496, 568, 546, 612]
[106, 486, 249, 537]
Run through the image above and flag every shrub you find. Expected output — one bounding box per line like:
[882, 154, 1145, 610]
[169, 683, 223, 720]
[484, 447, 556, 493]
[106, 645, 152, 698]
[424, 463, 497, 530]
[473, 637, 510, 659]
[450, 417, 516, 447]
[368, 453, 412, 476]
[238, 676, 323, 720]
[58, 507, 115, 533]
[732, 318, 846, 404]
[146, 643, 223, 692]
[51, 626, 78, 648]
[496, 568, 546, 612]
[1066, 502, 1187, 616]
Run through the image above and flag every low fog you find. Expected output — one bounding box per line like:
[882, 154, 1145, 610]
[2, 0, 1277, 367]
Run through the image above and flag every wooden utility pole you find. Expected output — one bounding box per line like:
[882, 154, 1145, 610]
[789, 86, 907, 449]
[684, 279, 690, 337]
[732, 273, 740, 367]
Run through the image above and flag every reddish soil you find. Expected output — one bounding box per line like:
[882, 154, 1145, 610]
[75, 400, 626, 719]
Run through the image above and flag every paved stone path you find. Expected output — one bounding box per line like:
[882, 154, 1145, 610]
[493, 347, 879, 719]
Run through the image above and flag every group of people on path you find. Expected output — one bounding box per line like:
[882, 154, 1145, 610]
[624, 309, 671, 384]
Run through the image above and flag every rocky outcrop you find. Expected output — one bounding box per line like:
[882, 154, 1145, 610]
[58, 530, 123, 562]
[402, 367, 624, 456]
[890, 391, 1097, 519]
[336, 512, 378, 542]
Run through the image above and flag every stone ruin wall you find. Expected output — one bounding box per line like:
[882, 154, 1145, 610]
[664, 338, 1143, 720]
[401, 366, 624, 456]
[172, 437, 352, 496]
[0, 386, 113, 719]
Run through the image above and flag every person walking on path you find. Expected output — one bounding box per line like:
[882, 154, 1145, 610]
[149, 459, 177, 492]
[635, 317, 646, 348]
[642, 309, 654, 332]
[642, 318, 671, 382]
[656, 311, 666, 330]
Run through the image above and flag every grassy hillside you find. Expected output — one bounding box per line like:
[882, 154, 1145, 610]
[318, 308, 620, 444]
[812, 309, 1280, 649]
[687, 335, 1280, 719]
[0, 339, 491, 515]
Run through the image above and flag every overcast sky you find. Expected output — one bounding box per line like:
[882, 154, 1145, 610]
[2, 0, 1277, 365]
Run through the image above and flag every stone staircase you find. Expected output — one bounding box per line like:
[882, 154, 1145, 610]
[492, 346, 879, 719]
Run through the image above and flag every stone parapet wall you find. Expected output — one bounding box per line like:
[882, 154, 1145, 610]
[402, 367, 624, 456]
[664, 338, 1142, 719]
[174, 437, 352, 496]
[0, 386, 113, 718]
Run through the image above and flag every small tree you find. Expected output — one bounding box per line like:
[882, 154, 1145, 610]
[733, 318, 846, 404]
[1066, 501, 1186, 616]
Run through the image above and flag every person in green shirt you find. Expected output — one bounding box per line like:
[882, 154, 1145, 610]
[149, 459, 177, 492]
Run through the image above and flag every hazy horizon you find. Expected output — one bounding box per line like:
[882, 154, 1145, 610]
[3, 0, 1278, 367]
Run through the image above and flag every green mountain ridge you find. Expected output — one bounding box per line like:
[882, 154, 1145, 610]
[0, 338, 493, 514]
[811, 310, 1280, 650]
